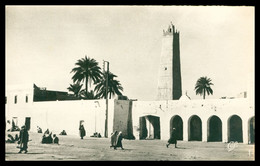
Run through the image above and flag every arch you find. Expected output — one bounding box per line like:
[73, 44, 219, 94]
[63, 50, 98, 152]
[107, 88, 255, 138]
[170, 115, 183, 140]
[228, 115, 243, 143]
[248, 116, 255, 144]
[188, 115, 202, 141]
[207, 115, 222, 142]
[139, 115, 160, 140]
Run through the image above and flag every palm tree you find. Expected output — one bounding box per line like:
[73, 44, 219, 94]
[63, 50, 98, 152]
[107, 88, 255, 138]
[194, 76, 214, 99]
[67, 82, 83, 98]
[79, 89, 99, 99]
[94, 71, 123, 99]
[70, 56, 102, 95]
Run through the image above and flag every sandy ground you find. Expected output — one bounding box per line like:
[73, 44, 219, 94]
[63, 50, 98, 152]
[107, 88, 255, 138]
[5, 131, 255, 161]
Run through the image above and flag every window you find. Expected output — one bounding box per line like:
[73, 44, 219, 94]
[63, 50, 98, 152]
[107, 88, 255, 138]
[25, 95, 28, 103]
[14, 95, 17, 104]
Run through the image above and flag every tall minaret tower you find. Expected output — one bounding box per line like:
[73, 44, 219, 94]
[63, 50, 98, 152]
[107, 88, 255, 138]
[157, 23, 182, 100]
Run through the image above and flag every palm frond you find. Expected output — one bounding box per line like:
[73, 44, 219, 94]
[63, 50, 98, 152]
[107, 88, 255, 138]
[70, 56, 102, 95]
[194, 76, 214, 99]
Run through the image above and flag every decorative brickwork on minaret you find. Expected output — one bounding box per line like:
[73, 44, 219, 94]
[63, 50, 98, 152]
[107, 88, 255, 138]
[157, 23, 182, 100]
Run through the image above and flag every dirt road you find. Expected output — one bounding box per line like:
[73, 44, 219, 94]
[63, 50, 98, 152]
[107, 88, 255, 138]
[5, 132, 254, 161]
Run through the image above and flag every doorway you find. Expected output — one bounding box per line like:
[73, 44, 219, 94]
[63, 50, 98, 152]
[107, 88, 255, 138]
[25, 117, 31, 131]
[207, 115, 222, 142]
[228, 115, 243, 142]
[188, 115, 202, 141]
[139, 115, 160, 139]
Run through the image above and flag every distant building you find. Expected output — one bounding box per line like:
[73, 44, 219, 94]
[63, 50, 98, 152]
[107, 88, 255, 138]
[33, 84, 79, 101]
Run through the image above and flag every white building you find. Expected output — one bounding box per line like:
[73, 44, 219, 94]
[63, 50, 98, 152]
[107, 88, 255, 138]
[5, 24, 254, 144]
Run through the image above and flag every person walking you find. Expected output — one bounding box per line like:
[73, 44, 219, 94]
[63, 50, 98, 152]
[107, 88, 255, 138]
[166, 128, 178, 148]
[115, 131, 124, 150]
[79, 123, 86, 139]
[110, 130, 118, 149]
[18, 125, 29, 153]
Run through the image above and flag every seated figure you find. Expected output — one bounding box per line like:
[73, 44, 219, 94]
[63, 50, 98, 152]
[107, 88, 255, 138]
[59, 130, 67, 135]
[53, 134, 59, 145]
[41, 132, 53, 144]
[6, 134, 15, 143]
[37, 126, 43, 133]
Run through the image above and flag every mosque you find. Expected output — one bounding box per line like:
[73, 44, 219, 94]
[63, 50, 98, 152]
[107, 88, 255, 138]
[5, 24, 254, 144]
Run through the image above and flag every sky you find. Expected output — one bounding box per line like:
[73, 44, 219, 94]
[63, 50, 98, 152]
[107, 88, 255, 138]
[5, 6, 255, 100]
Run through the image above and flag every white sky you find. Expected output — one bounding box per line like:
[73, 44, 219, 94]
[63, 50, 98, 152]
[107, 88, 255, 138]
[5, 6, 255, 100]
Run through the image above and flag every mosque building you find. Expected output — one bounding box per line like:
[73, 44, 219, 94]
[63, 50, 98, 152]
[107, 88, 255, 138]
[5, 24, 254, 144]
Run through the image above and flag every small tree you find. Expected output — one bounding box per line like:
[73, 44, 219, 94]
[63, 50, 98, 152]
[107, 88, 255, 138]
[79, 90, 99, 99]
[194, 76, 214, 99]
[94, 71, 123, 99]
[67, 82, 83, 98]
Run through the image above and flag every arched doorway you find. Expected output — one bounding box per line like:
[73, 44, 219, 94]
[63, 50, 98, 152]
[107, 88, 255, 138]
[170, 115, 183, 140]
[139, 115, 160, 140]
[207, 115, 222, 142]
[188, 115, 202, 141]
[248, 116, 255, 144]
[228, 115, 243, 142]
[25, 117, 31, 131]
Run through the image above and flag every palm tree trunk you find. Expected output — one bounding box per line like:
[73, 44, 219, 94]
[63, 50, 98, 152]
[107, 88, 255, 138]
[85, 77, 88, 94]
[203, 89, 205, 99]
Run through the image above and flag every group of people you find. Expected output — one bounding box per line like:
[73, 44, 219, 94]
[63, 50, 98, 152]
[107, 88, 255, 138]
[17, 126, 61, 154]
[5, 133, 19, 143]
[41, 129, 59, 144]
[79, 123, 125, 150]
[90, 132, 102, 138]
[110, 131, 124, 150]
[79, 123, 102, 138]
[9, 123, 178, 154]
[109, 128, 178, 150]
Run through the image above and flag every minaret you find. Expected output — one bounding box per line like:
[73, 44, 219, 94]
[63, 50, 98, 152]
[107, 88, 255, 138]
[157, 23, 182, 100]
